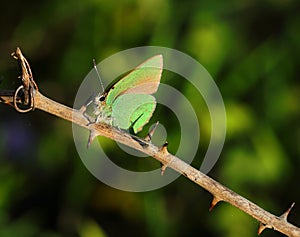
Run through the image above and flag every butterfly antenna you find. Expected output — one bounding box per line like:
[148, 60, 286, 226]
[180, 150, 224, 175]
[93, 59, 105, 93]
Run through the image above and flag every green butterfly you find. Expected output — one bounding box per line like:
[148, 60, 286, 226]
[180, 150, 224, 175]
[84, 54, 163, 146]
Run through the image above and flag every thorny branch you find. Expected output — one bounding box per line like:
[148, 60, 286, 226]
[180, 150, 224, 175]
[1, 48, 300, 237]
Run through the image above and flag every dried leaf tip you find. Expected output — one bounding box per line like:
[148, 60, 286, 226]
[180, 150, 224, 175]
[11, 47, 21, 59]
[145, 121, 159, 142]
[280, 202, 295, 221]
[209, 196, 222, 211]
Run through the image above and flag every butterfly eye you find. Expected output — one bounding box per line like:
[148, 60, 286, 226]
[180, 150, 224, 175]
[99, 95, 105, 102]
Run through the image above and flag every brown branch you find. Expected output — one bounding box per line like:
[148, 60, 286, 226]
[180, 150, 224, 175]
[1, 48, 300, 237]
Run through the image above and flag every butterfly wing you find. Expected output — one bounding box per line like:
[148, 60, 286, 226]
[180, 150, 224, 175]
[105, 54, 163, 106]
[111, 94, 156, 133]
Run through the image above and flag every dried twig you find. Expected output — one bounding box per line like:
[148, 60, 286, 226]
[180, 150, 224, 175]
[1, 48, 300, 237]
[11, 47, 38, 112]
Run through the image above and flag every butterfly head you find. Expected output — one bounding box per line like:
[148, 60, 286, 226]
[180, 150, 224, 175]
[93, 91, 109, 111]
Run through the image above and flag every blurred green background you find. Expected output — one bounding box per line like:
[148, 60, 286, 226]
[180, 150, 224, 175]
[0, 0, 300, 236]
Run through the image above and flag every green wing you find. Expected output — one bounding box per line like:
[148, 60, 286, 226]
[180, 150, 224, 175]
[111, 94, 156, 133]
[105, 54, 163, 106]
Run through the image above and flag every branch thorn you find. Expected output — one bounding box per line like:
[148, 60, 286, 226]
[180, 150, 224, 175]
[258, 222, 272, 235]
[159, 142, 169, 175]
[145, 121, 159, 142]
[87, 129, 97, 148]
[280, 202, 295, 221]
[209, 196, 222, 211]
[161, 163, 168, 176]
[160, 141, 169, 154]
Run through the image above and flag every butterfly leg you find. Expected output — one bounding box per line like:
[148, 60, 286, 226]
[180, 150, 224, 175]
[79, 99, 92, 113]
[79, 106, 91, 123]
[86, 113, 109, 147]
[79, 94, 98, 125]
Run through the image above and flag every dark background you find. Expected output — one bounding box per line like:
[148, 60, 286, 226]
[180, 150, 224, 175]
[0, 1, 300, 237]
